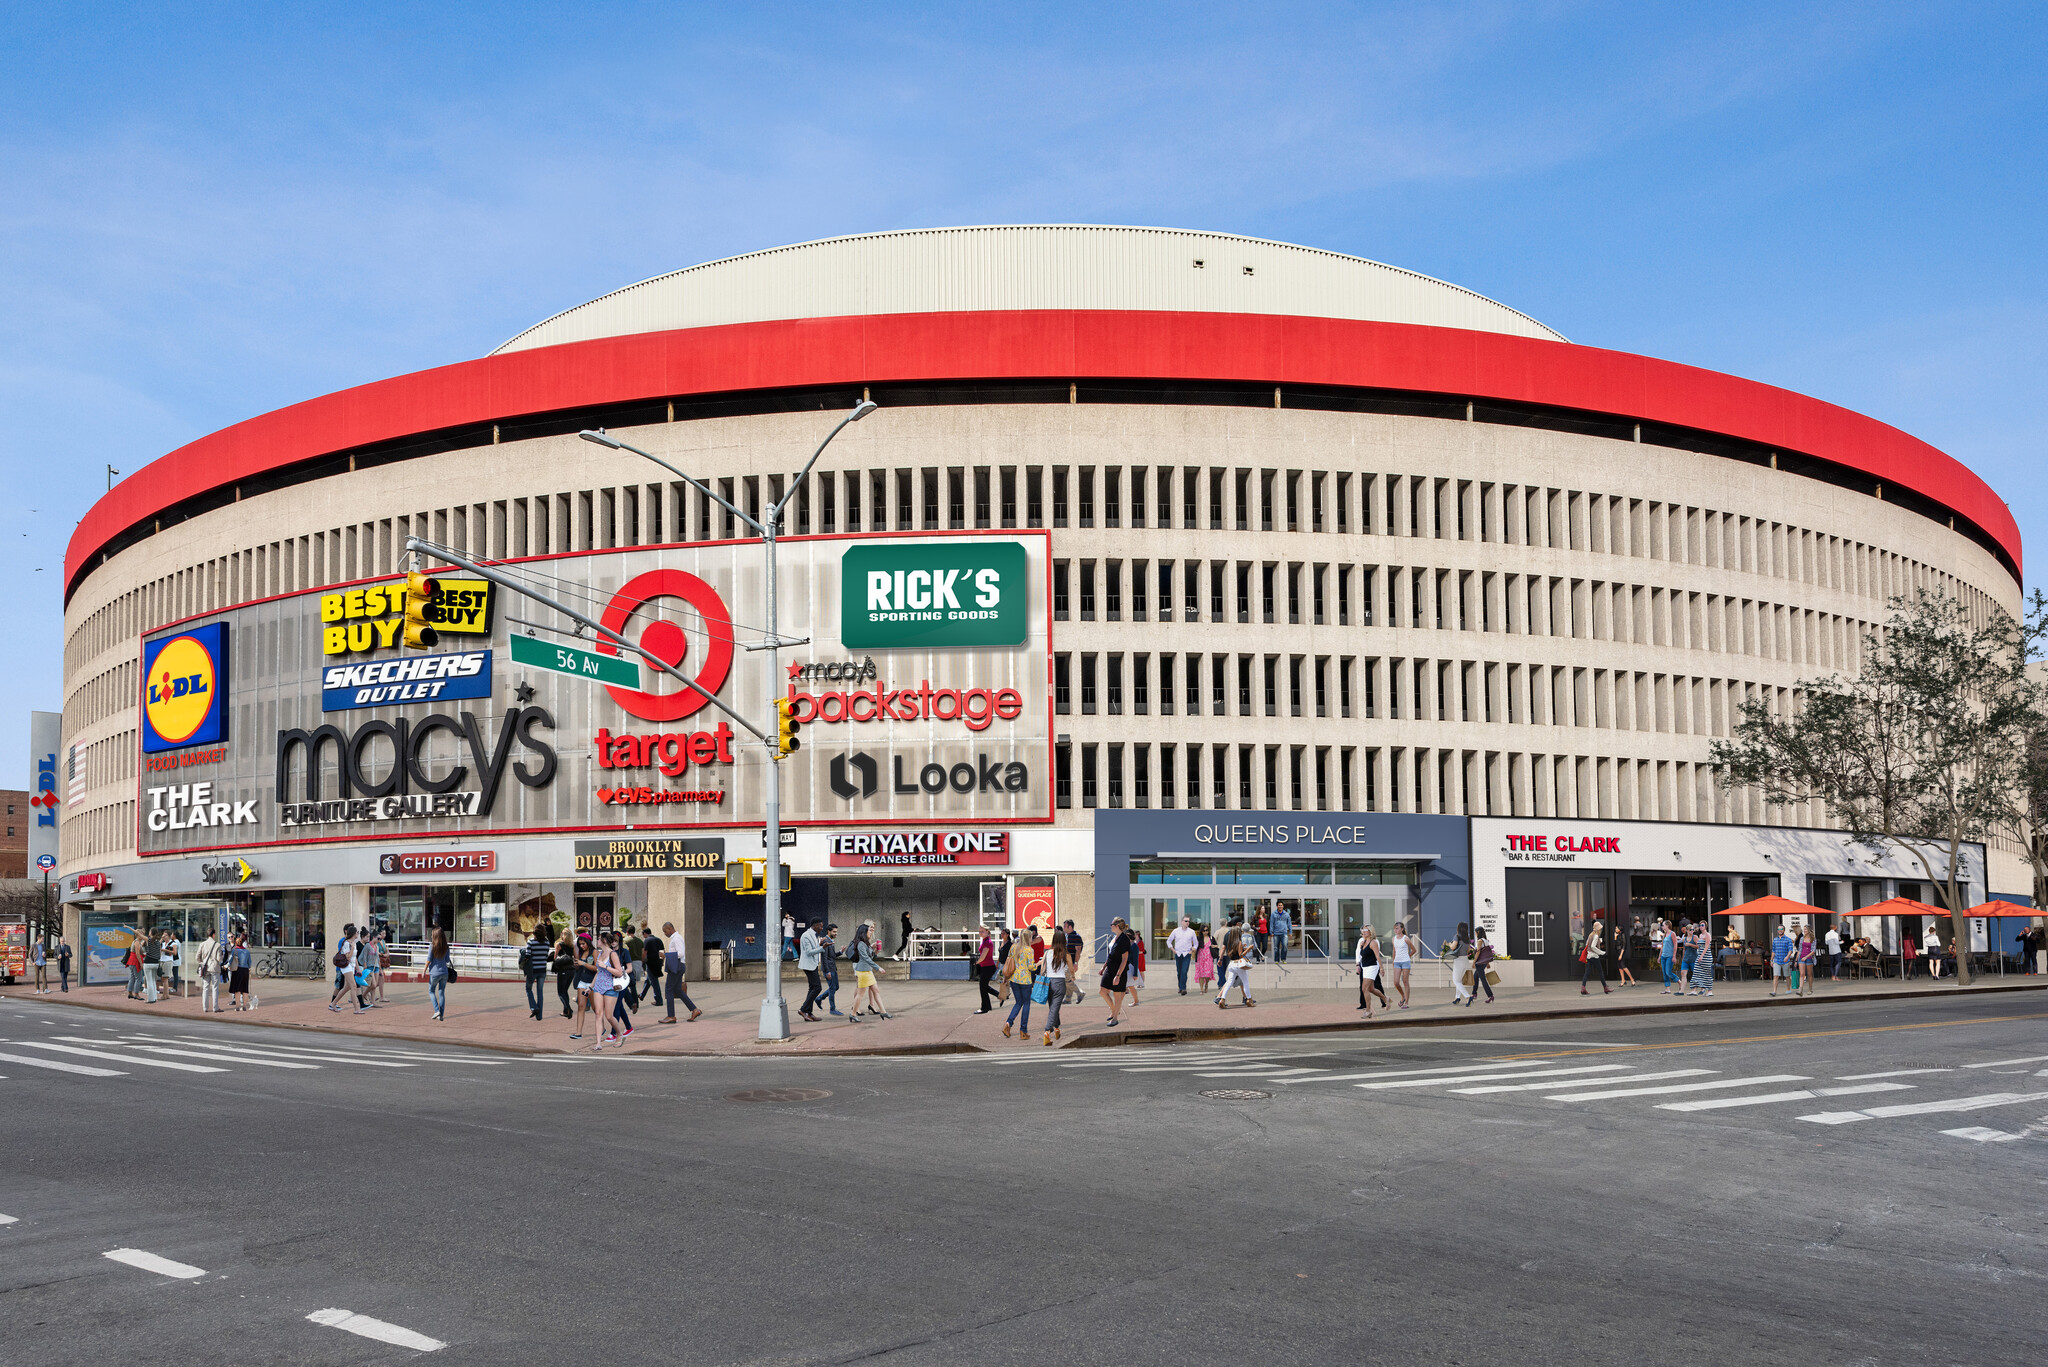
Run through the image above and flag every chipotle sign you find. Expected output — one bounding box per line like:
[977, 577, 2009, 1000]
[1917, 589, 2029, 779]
[378, 850, 497, 876]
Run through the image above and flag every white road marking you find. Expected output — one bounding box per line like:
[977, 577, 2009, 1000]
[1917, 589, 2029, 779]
[1963, 1055, 2048, 1069]
[1548, 1074, 1810, 1102]
[0, 1050, 125, 1077]
[1280, 1061, 1550, 1085]
[1836, 1069, 1952, 1080]
[1192, 1066, 1327, 1078]
[1800, 1093, 2039, 1125]
[1454, 1068, 1710, 1094]
[104, 1248, 205, 1279]
[1942, 1126, 2024, 1143]
[21, 1042, 225, 1073]
[1657, 1083, 1915, 1113]
[0, 1214, 17, 1225]
[100, 1043, 321, 1070]
[144, 1038, 413, 1068]
[1362, 1064, 1643, 1091]
[306, 1307, 446, 1351]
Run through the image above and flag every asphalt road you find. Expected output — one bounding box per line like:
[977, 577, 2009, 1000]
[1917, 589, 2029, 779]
[2, 991, 2043, 1365]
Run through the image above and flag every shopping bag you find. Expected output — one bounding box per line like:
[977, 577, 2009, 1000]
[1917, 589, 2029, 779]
[1030, 976, 1050, 1004]
[1485, 969, 1501, 986]
[1459, 968, 1474, 990]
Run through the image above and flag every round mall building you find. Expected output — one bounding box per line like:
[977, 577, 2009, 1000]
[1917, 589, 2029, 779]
[53, 226, 2031, 987]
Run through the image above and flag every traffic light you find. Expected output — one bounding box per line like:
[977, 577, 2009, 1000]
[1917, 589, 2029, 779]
[402, 572, 441, 648]
[775, 695, 802, 758]
[725, 860, 755, 893]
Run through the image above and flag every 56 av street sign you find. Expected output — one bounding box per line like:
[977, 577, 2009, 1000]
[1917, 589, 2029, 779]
[510, 633, 641, 687]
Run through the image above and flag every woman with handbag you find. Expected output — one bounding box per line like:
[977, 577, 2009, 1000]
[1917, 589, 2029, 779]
[847, 923, 892, 1021]
[1688, 922, 1714, 997]
[1354, 927, 1383, 1016]
[551, 934, 577, 1020]
[1467, 932, 1497, 1006]
[1450, 923, 1475, 1005]
[1579, 918, 1611, 996]
[586, 932, 623, 1048]
[426, 928, 451, 1021]
[1038, 935, 1070, 1044]
[1001, 925, 1040, 1039]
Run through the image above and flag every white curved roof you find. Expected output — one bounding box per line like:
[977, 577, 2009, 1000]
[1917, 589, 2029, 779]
[493, 225, 1564, 355]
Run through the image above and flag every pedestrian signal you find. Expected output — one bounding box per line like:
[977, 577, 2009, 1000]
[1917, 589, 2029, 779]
[403, 572, 441, 649]
[725, 860, 756, 893]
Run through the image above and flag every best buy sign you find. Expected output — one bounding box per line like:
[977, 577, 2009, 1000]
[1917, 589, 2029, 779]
[841, 542, 1028, 648]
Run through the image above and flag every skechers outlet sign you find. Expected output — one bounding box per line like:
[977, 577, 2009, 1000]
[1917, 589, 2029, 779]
[322, 650, 493, 711]
[841, 542, 1027, 648]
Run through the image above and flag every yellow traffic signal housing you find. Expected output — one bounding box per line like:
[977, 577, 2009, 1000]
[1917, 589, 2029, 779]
[725, 860, 756, 893]
[403, 571, 441, 648]
[775, 696, 802, 758]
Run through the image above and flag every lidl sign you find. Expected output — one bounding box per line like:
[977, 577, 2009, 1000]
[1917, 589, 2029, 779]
[142, 621, 230, 753]
[840, 541, 1028, 649]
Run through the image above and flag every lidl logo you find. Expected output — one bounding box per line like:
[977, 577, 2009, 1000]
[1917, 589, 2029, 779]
[141, 622, 230, 754]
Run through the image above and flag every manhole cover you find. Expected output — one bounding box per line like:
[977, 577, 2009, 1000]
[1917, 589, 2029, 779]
[1199, 1089, 1272, 1101]
[726, 1088, 832, 1104]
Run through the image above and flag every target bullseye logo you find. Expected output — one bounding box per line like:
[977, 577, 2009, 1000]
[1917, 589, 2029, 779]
[598, 569, 734, 723]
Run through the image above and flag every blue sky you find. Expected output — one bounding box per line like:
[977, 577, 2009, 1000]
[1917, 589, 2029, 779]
[4, 2, 2045, 731]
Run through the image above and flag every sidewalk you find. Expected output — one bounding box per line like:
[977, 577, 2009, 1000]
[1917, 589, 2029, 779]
[10, 966, 2044, 1057]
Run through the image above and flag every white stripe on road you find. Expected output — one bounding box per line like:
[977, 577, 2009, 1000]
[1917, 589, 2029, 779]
[1363, 1064, 1642, 1091]
[0, 1050, 125, 1077]
[146, 1039, 413, 1068]
[1962, 1055, 2048, 1069]
[1942, 1126, 2024, 1143]
[1282, 1061, 1551, 1085]
[1656, 1082, 1916, 1113]
[1800, 1093, 2038, 1125]
[0, 1213, 17, 1225]
[1836, 1069, 1952, 1080]
[1547, 1075, 1810, 1102]
[24, 1042, 225, 1073]
[99, 1043, 320, 1070]
[105, 1248, 205, 1279]
[1192, 1067, 1327, 1078]
[1454, 1069, 1711, 1095]
[306, 1307, 446, 1351]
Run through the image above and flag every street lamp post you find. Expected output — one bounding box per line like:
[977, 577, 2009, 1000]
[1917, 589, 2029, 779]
[579, 400, 875, 1040]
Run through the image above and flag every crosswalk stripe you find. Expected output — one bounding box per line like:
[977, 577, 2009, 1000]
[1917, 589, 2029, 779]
[1363, 1064, 1643, 1091]
[105, 1248, 205, 1279]
[1962, 1055, 2048, 1069]
[0, 1049, 126, 1076]
[1453, 1068, 1708, 1094]
[1836, 1069, 1952, 1080]
[145, 1038, 414, 1068]
[105, 1043, 321, 1070]
[1657, 1082, 1915, 1113]
[1194, 1066, 1326, 1078]
[1547, 1074, 1809, 1102]
[19, 1042, 226, 1073]
[1942, 1125, 2026, 1143]
[1798, 1092, 2039, 1124]
[1280, 1061, 1549, 1085]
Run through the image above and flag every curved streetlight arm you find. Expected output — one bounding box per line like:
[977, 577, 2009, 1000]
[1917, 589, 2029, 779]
[580, 430, 759, 535]
[774, 399, 877, 530]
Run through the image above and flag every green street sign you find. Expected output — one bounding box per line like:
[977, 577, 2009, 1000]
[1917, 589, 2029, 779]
[840, 541, 1028, 649]
[509, 633, 641, 688]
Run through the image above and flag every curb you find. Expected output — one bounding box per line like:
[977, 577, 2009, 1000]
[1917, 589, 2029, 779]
[1063, 978, 2048, 1049]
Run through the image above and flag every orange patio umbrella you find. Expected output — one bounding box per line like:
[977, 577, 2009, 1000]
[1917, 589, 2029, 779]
[1708, 894, 1821, 921]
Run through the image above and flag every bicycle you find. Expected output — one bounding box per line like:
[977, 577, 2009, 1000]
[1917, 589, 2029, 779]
[253, 947, 288, 978]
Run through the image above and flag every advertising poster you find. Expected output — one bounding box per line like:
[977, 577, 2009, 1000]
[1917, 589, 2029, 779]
[1014, 881, 1057, 933]
[82, 917, 139, 987]
[29, 710, 61, 872]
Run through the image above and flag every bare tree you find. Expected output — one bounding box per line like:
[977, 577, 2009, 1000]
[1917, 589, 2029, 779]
[1711, 591, 2045, 986]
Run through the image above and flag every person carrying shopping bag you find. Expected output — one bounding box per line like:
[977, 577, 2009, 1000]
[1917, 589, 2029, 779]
[1001, 926, 1041, 1040]
[1467, 932, 1497, 1006]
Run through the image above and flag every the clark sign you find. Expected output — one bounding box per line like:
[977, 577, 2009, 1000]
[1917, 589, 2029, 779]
[137, 531, 1050, 855]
